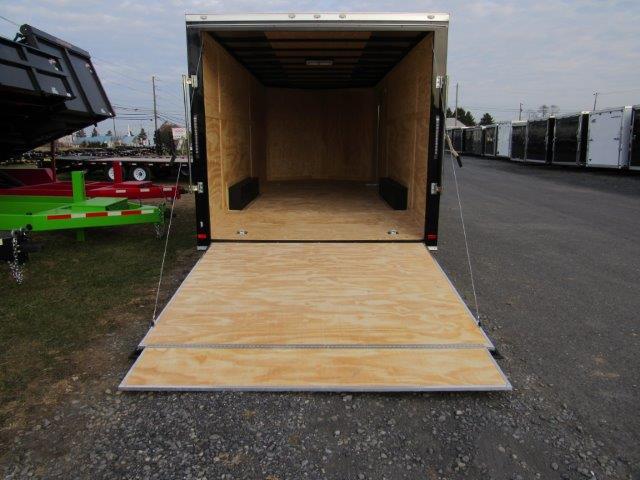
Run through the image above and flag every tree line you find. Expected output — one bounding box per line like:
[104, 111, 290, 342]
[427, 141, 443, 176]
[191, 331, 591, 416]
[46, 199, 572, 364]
[446, 107, 495, 127]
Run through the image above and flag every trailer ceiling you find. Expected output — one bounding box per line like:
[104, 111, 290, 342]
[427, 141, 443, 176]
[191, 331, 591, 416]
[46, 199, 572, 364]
[209, 31, 428, 89]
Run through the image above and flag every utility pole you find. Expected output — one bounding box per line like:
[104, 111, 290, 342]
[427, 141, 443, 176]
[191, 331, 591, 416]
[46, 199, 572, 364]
[112, 116, 117, 139]
[518, 102, 523, 121]
[454, 82, 459, 125]
[593, 92, 599, 111]
[152, 75, 158, 133]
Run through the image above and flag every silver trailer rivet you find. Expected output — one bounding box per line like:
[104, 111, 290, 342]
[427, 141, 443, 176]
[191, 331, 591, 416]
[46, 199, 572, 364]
[314, 14, 321, 19]
[200, 15, 207, 20]
[388, 229, 398, 236]
[288, 13, 295, 18]
[339, 13, 346, 19]
[237, 230, 248, 236]
[428, 15, 435, 19]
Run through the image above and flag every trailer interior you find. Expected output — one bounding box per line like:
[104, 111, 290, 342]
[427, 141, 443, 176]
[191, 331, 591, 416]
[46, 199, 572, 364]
[121, 15, 510, 392]
[201, 29, 433, 241]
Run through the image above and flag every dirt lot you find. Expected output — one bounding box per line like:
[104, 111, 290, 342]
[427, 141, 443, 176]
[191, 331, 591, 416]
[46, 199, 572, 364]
[1, 158, 638, 479]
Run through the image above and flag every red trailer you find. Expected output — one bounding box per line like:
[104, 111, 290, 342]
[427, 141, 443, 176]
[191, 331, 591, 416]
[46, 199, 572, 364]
[0, 163, 183, 200]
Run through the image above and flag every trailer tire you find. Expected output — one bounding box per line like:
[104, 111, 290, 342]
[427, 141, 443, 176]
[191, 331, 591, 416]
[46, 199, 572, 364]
[179, 164, 190, 178]
[130, 166, 151, 182]
[105, 165, 127, 181]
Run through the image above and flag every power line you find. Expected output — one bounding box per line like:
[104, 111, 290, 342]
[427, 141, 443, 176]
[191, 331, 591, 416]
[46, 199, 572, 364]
[0, 14, 19, 26]
[93, 61, 154, 87]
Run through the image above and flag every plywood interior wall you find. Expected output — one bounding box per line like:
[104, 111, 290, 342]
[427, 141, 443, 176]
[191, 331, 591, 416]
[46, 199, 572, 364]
[376, 35, 433, 225]
[202, 34, 266, 221]
[265, 88, 376, 181]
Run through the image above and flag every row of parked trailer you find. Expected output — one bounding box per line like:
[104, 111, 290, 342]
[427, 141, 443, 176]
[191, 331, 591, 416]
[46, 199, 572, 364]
[447, 105, 640, 169]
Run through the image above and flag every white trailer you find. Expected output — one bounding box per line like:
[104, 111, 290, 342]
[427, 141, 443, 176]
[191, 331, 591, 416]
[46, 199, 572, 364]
[495, 121, 512, 158]
[586, 106, 633, 169]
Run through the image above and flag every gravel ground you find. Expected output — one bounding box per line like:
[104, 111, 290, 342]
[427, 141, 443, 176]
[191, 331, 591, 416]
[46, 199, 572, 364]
[2, 157, 639, 479]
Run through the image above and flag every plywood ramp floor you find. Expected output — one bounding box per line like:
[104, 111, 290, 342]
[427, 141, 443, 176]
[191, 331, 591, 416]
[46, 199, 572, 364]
[121, 243, 510, 392]
[211, 181, 424, 241]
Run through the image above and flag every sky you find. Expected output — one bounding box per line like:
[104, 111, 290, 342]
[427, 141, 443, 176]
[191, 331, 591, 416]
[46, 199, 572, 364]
[2, 1, 640, 135]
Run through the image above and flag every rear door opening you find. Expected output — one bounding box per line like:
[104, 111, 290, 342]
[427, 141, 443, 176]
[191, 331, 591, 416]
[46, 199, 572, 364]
[199, 26, 434, 241]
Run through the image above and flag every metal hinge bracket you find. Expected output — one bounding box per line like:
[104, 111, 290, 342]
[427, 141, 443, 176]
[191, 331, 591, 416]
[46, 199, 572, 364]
[184, 75, 198, 88]
[430, 182, 443, 195]
[192, 181, 203, 193]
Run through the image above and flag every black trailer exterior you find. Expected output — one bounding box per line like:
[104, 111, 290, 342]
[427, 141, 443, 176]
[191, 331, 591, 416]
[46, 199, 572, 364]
[464, 126, 483, 156]
[462, 128, 473, 155]
[511, 122, 527, 161]
[186, 14, 449, 250]
[482, 125, 497, 157]
[450, 128, 463, 152]
[630, 106, 640, 170]
[0, 24, 114, 159]
[525, 118, 554, 163]
[552, 113, 589, 166]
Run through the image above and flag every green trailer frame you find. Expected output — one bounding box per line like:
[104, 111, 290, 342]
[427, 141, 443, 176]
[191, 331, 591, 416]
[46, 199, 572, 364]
[0, 171, 165, 236]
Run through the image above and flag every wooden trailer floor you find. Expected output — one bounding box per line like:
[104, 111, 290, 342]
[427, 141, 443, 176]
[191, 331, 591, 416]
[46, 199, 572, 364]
[211, 181, 424, 241]
[121, 243, 510, 392]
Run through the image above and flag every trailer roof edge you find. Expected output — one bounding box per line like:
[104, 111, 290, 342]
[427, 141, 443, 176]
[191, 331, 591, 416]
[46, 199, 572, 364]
[185, 12, 449, 30]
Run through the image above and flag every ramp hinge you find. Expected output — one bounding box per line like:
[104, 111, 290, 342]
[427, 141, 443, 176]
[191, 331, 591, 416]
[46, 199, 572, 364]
[435, 76, 444, 89]
[430, 182, 443, 195]
[184, 74, 198, 88]
[192, 181, 203, 193]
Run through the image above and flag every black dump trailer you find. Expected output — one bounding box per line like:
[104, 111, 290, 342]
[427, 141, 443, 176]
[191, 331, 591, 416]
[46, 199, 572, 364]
[510, 121, 527, 161]
[630, 106, 640, 171]
[482, 124, 497, 157]
[0, 24, 114, 160]
[552, 112, 589, 166]
[525, 118, 555, 163]
[0, 24, 114, 279]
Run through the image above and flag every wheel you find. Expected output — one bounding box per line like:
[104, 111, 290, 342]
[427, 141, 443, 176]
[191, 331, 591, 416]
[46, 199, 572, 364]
[105, 165, 127, 181]
[130, 166, 151, 182]
[178, 164, 190, 178]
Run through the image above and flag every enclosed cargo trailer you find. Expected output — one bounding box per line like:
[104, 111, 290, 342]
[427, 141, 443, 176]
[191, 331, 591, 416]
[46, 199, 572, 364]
[482, 124, 497, 157]
[628, 105, 640, 170]
[121, 13, 509, 393]
[449, 127, 463, 152]
[465, 126, 483, 156]
[510, 121, 527, 161]
[552, 112, 589, 166]
[525, 118, 554, 164]
[586, 107, 632, 169]
[495, 121, 511, 158]
[462, 127, 474, 155]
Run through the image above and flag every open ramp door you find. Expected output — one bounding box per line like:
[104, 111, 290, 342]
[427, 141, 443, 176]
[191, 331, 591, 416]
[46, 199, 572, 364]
[120, 243, 510, 392]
